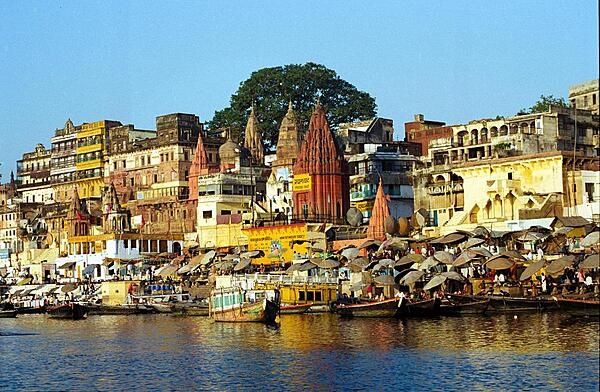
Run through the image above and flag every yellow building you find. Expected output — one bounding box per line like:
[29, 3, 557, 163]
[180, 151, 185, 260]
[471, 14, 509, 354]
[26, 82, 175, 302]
[75, 120, 121, 199]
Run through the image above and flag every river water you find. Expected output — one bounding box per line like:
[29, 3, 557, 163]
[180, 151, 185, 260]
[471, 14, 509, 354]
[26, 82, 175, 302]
[1, 312, 598, 391]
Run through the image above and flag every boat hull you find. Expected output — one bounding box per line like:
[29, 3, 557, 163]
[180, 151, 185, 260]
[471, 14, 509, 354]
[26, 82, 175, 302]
[280, 303, 313, 314]
[209, 288, 280, 324]
[440, 299, 490, 316]
[0, 309, 18, 318]
[555, 298, 600, 317]
[47, 303, 88, 320]
[396, 298, 441, 318]
[337, 298, 400, 318]
[87, 304, 156, 315]
[479, 295, 559, 312]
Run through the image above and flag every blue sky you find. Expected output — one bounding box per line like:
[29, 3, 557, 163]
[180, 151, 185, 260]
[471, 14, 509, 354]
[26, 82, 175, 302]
[1, 1, 598, 181]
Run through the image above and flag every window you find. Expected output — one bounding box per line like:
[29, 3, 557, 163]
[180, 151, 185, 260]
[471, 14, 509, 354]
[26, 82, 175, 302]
[221, 210, 231, 215]
[508, 172, 513, 180]
[202, 210, 212, 219]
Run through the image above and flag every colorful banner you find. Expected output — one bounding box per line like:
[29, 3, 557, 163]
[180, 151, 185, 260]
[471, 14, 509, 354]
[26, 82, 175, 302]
[242, 223, 308, 264]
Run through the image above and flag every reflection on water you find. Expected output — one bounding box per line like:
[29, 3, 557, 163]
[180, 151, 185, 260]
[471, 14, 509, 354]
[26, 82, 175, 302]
[1, 313, 598, 391]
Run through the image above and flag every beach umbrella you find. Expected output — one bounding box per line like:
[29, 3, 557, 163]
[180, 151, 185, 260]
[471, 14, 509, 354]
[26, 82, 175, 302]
[545, 255, 576, 276]
[579, 254, 599, 270]
[201, 250, 216, 265]
[581, 232, 600, 248]
[223, 254, 238, 261]
[433, 251, 455, 265]
[286, 262, 303, 273]
[485, 257, 514, 270]
[216, 261, 234, 271]
[423, 275, 447, 291]
[398, 270, 425, 285]
[441, 271, 467, 282]
[358, 239, 382, 249]
[471, 247, 493, 257]
[519, 259, 546, 281]
[379, 237, 406, 251]
[345, 262, 364, 273]
[340, 247, 360, 261]
[419, 256, 440, 271]
[313, 257, 340, 269]
[233, 257, 252, 271]
[241, 250, 263, 259]
[374, 275, 396, 285]
[461, 237, 485, 249]
[395, 254, 425, 267]
[298, 261, 317, 271]
[378, 258, 395, 267]
[453, 249, 482, 267]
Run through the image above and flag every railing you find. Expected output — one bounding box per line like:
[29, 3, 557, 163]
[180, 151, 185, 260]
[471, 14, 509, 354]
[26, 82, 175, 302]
[237, 273, 338, 285]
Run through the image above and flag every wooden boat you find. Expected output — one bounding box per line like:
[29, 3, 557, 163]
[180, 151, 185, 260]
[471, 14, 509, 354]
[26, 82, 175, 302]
[47, 302, 89, 320]
[170, 302, 209, 316]
[209, 287, 280, 324]
[475, 295, 559, 312]
[440, 297, 490, 316]
[554, 297, 600, 317]
[0, 309, 18, 318]
[396, 297, 441, 318]
[280, 302, 314, 314]
[86, 303, 156, 315]
[336, 298, 400, 318]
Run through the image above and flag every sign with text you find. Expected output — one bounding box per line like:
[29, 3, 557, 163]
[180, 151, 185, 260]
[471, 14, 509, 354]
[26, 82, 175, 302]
[292, 174, 312, 191]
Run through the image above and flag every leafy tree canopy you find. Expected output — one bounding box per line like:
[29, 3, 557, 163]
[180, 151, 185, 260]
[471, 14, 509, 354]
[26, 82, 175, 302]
[518, 94, 570, 115]
[207, 63, 377, 148]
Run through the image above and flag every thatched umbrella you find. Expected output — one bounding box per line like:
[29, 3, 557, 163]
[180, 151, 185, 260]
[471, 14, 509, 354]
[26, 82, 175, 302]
[461, 237, 486, 250]
[423, 275, 447, 291]
[233, 257, 252, 271]
[581, 232, 600, 248]
[358, 239, 382, 250]
[241, 250, 264, 259]
[485, 257, 514, 270]
[433, 251, 455, 265]
[519, 259, 546, 281]
[313, 257, 340, 269]
[374, 274, 395, 285]
[398, 270, 425, 285]
[545, 255, 576, 276]
[580, 254, 599, 270]
[201, 250, 216, 265]
[419, 256, 440, 271]
[340, 247, 360, 261]
[441, 271, 467, 282]
[395, 254, 425, 267]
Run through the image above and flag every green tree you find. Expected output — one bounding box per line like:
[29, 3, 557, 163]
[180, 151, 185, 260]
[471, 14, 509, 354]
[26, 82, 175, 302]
[208, 63, 377, 147]
[518, 94, 570, 115]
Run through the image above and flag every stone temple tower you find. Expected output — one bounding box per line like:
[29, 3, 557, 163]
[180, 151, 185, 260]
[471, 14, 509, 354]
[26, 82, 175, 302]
[292, 100, 349, 224]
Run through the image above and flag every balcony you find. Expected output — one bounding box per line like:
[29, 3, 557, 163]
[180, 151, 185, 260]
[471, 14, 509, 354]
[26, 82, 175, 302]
[486, 179, 521, 194]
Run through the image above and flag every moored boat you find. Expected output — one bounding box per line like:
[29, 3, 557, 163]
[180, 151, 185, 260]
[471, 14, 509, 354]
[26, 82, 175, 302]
[336, 298, 400, 318]
[280, 302, 314, 314]
[396, 297, 441, 318]
[554, 297, 600, 317]
[440, 297, 490, 316]
[86, 303, 156, 315]
[209, 287, 280, 324]
[47, 302, 89, 320]
[170, 302, 209, 316]
[477, 295, 559, 312]
[0, 309, 18, 318]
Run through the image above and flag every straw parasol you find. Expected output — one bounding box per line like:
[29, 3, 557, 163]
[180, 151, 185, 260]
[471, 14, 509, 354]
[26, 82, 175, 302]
[581, 231, 600, 248]
[340, 247, 360, 261]
[579, 254, 599, 270]
[374, 274, 396, 285]
[433, 251, 455, 265]
[201, 250, 216, 265]
[233, 257, 252, 271]
[398, 270, 425, 285]
[485, 257, 514, 270]
[545, 255, 576, 276]
[419, 256, 440, 271]
[395, 254, 425, 267]
[423, 275, 447, 291]
[519, 259, 546, 281]
[440, 271, 467, 282]
[358, 239, 382, 250]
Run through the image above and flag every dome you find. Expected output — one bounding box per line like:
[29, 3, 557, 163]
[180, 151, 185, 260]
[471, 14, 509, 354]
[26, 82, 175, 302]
[219, 139, 240, 163]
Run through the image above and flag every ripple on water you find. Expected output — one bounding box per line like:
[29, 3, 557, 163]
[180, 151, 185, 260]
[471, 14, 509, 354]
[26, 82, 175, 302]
[0, 312, 597, 391]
